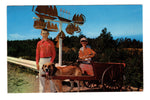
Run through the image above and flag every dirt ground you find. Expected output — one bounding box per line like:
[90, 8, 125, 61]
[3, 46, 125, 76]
[34, 78, 104, 93]
[33, 77, 143, 93]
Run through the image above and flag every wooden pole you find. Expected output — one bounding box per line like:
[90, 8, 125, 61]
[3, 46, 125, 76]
[59, 22, 62, 66]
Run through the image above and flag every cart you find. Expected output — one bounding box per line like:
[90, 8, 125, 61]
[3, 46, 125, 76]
[51, 61, 125, 91]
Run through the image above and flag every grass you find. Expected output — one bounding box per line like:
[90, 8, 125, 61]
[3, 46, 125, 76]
[7, 63, 39, 93]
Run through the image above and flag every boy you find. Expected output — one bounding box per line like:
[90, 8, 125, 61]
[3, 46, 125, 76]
[78, 37, 96, 76]
[36, 29, 56, 92]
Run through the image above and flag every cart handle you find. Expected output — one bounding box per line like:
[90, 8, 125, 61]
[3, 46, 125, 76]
[76, 59, 93, 63]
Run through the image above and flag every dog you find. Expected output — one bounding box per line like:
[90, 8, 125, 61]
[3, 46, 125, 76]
[42, 63, 83, 92]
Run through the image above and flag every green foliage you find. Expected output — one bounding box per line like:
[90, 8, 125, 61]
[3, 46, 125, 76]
[124, 50, 143, 88]
[7, 28, 143, 88]
[62, 49, 78, 63]
[7, 38, 40, 60]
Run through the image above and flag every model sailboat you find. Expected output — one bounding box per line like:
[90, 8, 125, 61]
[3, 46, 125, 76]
[33, 19, 46, 29]
[72, 14, 86, 24]
[33, 5, 58, 20]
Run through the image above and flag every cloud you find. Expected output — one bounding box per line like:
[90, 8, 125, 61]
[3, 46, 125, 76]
[7, 30, 41, 40]
[8, 33, 26, 40]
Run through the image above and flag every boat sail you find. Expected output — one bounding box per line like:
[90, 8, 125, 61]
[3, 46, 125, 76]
[47, 21, 58, 32]
[34, 5, 58, 20]
[53, 5, 58, 16]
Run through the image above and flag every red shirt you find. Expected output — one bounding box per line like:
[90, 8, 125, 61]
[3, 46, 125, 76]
[36, 39, 56, 65]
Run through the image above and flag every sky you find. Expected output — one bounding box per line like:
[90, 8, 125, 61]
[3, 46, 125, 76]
[7, 5, 143, 41]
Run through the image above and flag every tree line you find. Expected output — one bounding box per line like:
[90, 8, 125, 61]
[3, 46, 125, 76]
[7, 27, 143, 88]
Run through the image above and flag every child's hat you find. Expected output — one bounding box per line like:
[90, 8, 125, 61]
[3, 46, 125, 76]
[80, 37, 87, 42]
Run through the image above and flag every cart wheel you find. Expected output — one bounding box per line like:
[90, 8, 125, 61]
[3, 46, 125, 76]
[102, 66, 123, 91]
[83, 80, 100, 88]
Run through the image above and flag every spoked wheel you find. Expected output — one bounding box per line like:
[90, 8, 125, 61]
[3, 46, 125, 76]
[102, 66, 123, 91]
[83, 80, 100, 88]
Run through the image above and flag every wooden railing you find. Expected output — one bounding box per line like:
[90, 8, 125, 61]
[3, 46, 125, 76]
[7, 56, 37, 71]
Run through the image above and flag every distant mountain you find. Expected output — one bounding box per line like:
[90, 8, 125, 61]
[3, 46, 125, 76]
[114, 34, 143, 42]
